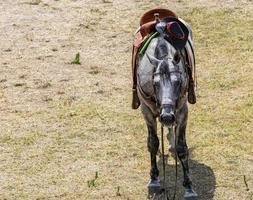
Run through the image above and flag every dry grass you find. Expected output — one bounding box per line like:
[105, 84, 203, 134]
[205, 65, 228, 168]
[0, 0, 252, 199]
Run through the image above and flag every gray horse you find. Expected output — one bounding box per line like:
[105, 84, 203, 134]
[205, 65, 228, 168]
[137, 34, 197, 199]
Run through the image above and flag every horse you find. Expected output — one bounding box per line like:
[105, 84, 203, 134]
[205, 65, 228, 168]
[136, 22, 197, 199]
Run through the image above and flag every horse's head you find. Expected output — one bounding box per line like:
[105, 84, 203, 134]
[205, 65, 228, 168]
[147, 37, 188, 127]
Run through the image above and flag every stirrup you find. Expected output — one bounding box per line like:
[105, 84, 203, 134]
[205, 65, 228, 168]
[132, 89, 140, 109]
[188, 85, 196, 104]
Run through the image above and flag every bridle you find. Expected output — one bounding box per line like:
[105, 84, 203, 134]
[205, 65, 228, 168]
[137, 50, 188, 111]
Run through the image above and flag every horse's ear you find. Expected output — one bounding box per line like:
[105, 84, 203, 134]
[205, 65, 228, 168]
[146, 53, 161, 66]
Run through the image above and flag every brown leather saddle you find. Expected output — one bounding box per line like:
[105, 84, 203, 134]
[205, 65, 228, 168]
[131, 8, 196, 109]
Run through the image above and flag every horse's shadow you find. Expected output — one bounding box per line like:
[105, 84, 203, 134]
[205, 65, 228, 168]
[157, 149, 216, 200]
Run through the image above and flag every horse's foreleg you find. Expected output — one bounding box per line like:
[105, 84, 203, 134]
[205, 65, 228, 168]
[176, 104, 197, 198]
[141, 104, 160, 195]
[147, 125, 159, 181]
[147, 126, 161, 198]
[177, 123, 191, 187]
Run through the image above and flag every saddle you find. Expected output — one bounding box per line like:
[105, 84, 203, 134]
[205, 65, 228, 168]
[131, 8, 196, 109]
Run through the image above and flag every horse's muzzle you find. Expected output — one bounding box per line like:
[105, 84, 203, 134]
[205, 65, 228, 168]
[160, 105, 175, 126]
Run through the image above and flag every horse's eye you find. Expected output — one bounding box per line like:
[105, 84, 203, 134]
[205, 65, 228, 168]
[154, 81, 160, 88]
[173, 52, 181, 64]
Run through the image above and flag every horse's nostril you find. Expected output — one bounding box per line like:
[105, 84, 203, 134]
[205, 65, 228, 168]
[170, 114, 175, 122]
[160, 113, 175, 125]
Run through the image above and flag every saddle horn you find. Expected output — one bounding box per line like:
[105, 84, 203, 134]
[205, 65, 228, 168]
[154, 13, 160, 22]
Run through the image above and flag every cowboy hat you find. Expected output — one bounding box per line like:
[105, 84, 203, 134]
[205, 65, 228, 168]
[155, 16, 189, 50]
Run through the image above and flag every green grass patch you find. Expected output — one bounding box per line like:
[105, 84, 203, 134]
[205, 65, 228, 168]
[71, 53, 81, 65]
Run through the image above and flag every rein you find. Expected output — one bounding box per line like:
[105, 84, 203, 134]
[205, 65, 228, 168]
[161, 124, 178, 200]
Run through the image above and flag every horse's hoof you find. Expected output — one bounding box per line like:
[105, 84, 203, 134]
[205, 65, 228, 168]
[147, 179, 160, 187]
[147, 179, 161, 198]
[184, 187, 198, 199]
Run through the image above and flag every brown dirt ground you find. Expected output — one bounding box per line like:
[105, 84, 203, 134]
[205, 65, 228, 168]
[0, 0, 252, 199]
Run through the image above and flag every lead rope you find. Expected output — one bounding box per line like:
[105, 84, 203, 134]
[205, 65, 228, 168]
[172, 125, 178, 200]
[161, 125, 169, 200]
[161, 125, 178, 200]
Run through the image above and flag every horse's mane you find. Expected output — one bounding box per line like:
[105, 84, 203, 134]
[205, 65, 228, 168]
[154, 36, 168, 60]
